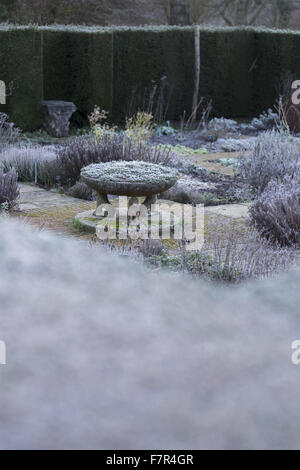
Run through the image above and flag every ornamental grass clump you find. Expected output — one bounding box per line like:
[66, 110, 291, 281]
[0, 167, 19, 210]
[0, 113, 21, 152]
[0, 145, 58, 187]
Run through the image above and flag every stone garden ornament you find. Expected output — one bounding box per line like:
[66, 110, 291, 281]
[43, 100, 77, 137]
[80, 161, 180, 217]
[76, 161, 203, 249]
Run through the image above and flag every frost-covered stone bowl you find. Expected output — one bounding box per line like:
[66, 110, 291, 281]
[80, 161, 180, 197]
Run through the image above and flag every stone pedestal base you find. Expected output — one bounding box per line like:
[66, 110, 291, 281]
[43, 100, 77, 137]
[75, 203, 181, 240]
[93, 192, 158, 218]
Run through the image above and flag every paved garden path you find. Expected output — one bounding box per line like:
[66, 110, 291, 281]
[17, 183, 91, 211]
[205, 203, 249, 219]
[14, 184, 96, 238]
[17, 183, 249, 219]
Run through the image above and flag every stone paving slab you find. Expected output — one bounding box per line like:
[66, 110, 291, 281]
[17, 183, 250, 220]
[17, 183, 87, 211]
[205, 203, 250, 219]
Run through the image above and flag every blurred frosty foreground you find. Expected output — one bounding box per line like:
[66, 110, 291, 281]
[0, 217, 299, 450]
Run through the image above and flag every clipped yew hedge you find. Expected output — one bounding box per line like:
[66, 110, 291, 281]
[1, 25, 300, 130]
[112, 27, 195, 121]
[43, 28, 114, 125]
[200, 28, 255, 117]
[0, 26, 43, 130]
[252, 30, 300, 115]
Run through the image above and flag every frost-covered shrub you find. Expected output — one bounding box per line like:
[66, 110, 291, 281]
[148, 220, 298, 282]
[68, 181, 95, 201]
[0, 167, 19, 210]
[250, 176, 300, 246]
[138, 239, 165, 258]
[0, 145, 58, 186]
[125, 111, 154, 144]
[57, 133, 175, 186]
[276, 75, 300, 134]
[202, 222, 297, 281]
[250, 109, 279, 131]
[206, 117, 239, 138]
[238, 131, 300, 194]
[156, 125, 177, 137]
[217, 137, 253, 152]
[57, 136, 103, 185]
[0, 113, 20, 151]
[89, 106, 117, 140]
[2, 217, 300, 449]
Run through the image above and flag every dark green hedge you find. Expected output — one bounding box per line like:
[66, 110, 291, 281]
[0, 27, 43, 130]
[252, 31, 300, 115]
[1, 25, 300, 130]
[112, 28, 194, 121]
[200, 29, 255, 117]
[43, 29, 114, 122]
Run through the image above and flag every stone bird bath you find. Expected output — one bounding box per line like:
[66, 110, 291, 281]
[80, 161, 180, 217]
